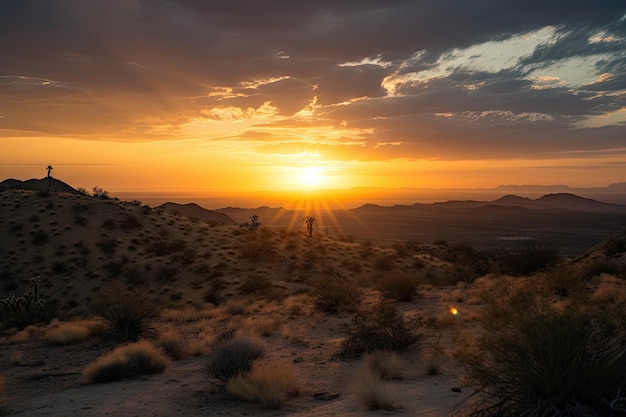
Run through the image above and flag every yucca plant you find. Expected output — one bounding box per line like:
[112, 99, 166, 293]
[92, 282, 162, 343]
[458, 306, 626, 417]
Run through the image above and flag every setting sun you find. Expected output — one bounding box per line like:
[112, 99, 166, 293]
[301, 166, 322, 188]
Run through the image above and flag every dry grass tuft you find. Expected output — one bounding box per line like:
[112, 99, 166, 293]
[352, 370, 400, 411]
[341, 304, 425, 357]
[45, 322, 90, 344]
[313, 276, 362, 313]
[378, 273, 423, 301]
[82, 341, 170, 383]
[226, 359, 300, 408]
[364, 351, 404, 380]
[253, 316, 282, 337]
[156, 329, 190, 360]
[206, 334, 266, 385]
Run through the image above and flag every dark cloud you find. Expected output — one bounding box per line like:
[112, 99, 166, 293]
[0, 0, 624, 161]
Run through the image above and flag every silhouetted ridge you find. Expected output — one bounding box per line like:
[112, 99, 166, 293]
[157, 202, 235, 224]
[0, 177, 79, 194]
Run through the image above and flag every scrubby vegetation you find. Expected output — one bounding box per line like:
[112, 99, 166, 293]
[45, 321, 90, 344]
[352, 370, 400, 411]
[92, 282, 162, 343]
[82, 341, 170, 383]
[206, 334, 267, 386]
[0, 277, 50, 330]
[225, 359, 300, 408]
[1, 184, 625, 415]
[313, 275, 362, 313]
[456, 272, 626, 417]
[341, 304, 427, 357]
[378, 272, 423, 301]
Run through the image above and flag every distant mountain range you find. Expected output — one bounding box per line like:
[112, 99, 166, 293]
[157, 202, 234, 224]
[2, 176, 625, 255]
[351, 192, 626, 213]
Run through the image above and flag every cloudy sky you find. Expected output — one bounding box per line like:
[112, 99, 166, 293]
[1, 0, 625, 195]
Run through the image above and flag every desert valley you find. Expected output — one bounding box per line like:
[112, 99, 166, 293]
[0, 177, 625, 417]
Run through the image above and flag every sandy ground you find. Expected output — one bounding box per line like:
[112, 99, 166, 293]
[0, 286, 471, 417]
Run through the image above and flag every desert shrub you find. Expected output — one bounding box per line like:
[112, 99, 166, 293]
[238, 234, 275, 261]
[96, 237, 118, 255]
[443, 243, 491, 284]
[207, 334, 266, 385]
[537, 264, 586, 298]
[31, 231, 49, 245]
[341, 304, 425, 357]
[392, 242, 410, 257]
[120, 213, 142, 230]
[82, 341, 170, 383]
[364, 351, 404, 380]
[352, 371, 399, 411]
[378, 273, 422, 301]
[493, 242, 560, 276]
[579, 257, 619, 281]
[150, 237, 186, 256]
[226, 359, 299, 408]
[156, 330, 190, 360]
[313, 276, 362, 313]
[92, 283, 162, 343]
[154, 264, 178, 281]
[45, 322, 90, 344]
[100, 219, 117, 230]
[373, 256, 395, 271]
[51, 260, 69, 275]
[0, 277, 50, 330]
[458, 305, 626, 417]
[239, 215, 261, 232]
[91, 186, 110, 199]
[471, 276, 545, 331]
[239, 275, 272, 295]
[9, 221, 24, 233]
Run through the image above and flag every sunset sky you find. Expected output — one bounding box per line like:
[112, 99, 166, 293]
[1, 1, 625, 198]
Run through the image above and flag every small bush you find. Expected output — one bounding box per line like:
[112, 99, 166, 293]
[96, 237, 118, 255]
[31, 231, 49, 245]
[156, 330, 190, 360]
[82, 341, 170, 383]
[45, 322, 90, 344]
[493, 242, 560, 276]
[313, 276, 362, 313]
[150, 237, 186, 256]
[341, 304, 424, 357]
[378, 273, 422, 302]
[364, 351, 404, 380]
[0, 278, 50, 330]
[92, 283, 162, 343]
[239, 275, 272, 295]
[373, 256, 395, 271]
[207, 334, 266, 385]
[458, 306, 626, 417]
[352, 371, 399, 411]
[226, 359, 299, 408]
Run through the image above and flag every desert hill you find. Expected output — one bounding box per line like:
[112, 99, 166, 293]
[157, 202, 235, 224]
[0, 184, 455, 316]
[0, 177, 81, 195]
[218, 193, 626, 256]
[1, 179, 626, 417]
